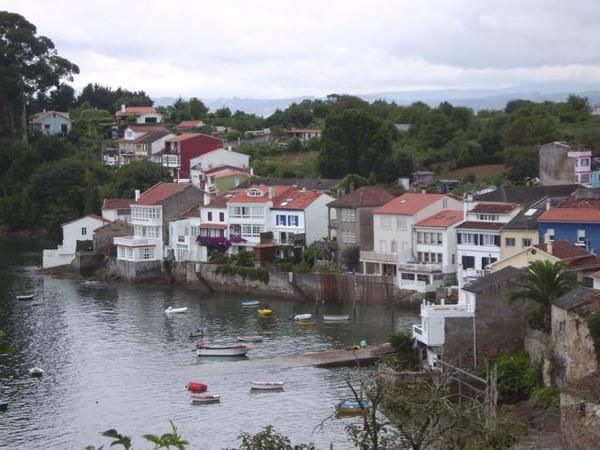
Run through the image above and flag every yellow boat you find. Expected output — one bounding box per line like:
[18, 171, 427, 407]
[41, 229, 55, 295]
[257, 308, 272, 316]
[296, 320, 317, 327]
[336, 399, 370, 415]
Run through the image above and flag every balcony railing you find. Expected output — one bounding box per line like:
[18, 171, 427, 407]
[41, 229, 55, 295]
[360, 251, 398, 264]
[397, 262, 445, 273]
[162, 154, 180, 168]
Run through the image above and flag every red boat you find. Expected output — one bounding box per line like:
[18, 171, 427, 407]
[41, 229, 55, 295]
[186, 381, 208, 393]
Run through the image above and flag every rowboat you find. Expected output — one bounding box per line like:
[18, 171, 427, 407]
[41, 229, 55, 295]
[296, 320, 317, 327]
[29, 367, 44, 377]
[16, 294, 34, 301]
[30, 300, 44, 306]
[290, 313, 312, 321]
[0, 401, 7, 412]
[186, 381, 208, 393]
[165, 306, 187, 314]
[250, 381, 284, 390]
[189, 328, 205, 338]
[241, 300, 260, 307]
[238, 335, 263, 342]
[257, 308, 272, 316]
[196, 344, 250, 357]
[191, 393, 221, 404]
[323, 314, 350, 321]
[336, 399, 370, 415]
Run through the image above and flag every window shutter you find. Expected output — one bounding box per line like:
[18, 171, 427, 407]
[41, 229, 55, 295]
[494, 235, 500, 247]
[479, 234, 483, 246]
[457, 233, 462, 244]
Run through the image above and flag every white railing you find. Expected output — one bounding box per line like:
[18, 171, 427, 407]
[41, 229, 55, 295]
[360, 251, 398, 263]
[420, 299, 474, 316]
[397, 262, 446, 273]
[114, 236, 161, 247]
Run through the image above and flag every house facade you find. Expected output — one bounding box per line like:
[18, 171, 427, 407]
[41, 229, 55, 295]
[188, 148, 250, 191]
[327, 187, 395, 255]
[30, 110, 72, 135]
[286, 128, 321, 142]
[43, 214, 109, 268]
[456, 199, 520, 286]
[115, 105, 163, 124]
[102, 198, 132, 223]
[113, 183, 204, 278]
[162, 133, 223, 180]
[538, 206, 600, 254]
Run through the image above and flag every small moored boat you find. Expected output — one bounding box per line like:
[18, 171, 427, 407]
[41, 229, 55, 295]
[16, 294, 34, 301]
[0, 400, 7, 411]
[165, 306, 188, 314]
[323, 314, 350, 322]
[238, 335, 263, 342]
[296, 320, 317, 327]
[241, 300, 260, 307]
[257, 308, 272, 316]
[186, 381, 208, 393]
[191, 393, 221, 404]
[250, 381, 284, 390]
[336, 399, 370, 415]
[196, 344, 250, 357]
[29, 367, 44, 377]
[290, 313, 312, 321]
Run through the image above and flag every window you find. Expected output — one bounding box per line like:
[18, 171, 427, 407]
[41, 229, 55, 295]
[483, 234, 496, 246]
[288, 215, 299, 227]
[547, 228, 555, 241]
[396, 217, 407, 230]
[581, 158, 590, 166]
[381, 216, 391, 228]
[241, 224, 263, 237]
[247, 189, 263, 197]
[207, 212, 213, 221]
[401, 273, 415, 280]
[522, 238, 532, 247]
[424, 232, 431, 244]
[581, 173, 590, 184]
[451, 254, 455, 264]
[139, 247, 154, 260]
[379, 240, 387, 253]
[342, 231, 356, 244]
[276, 214, 287, 226]
[391, 241, 398, 254]
[505, 237, 516, 247]
[477, 214, 499, 221]
[461, 255, 475, 269]
[460, 233, 477, 245]
[191, 226, 199, 237]
[578, 229, 586, 243]
[81, 227, 87, 236]
[436, 233, 443, 245]
[219, 212, 225, 222]
[417, 274, 430, 284]
[482, 257, 497, 269]
[417, 232, 423, 244]
[341, 209, 356, 222]
[228, 205, 264, 219]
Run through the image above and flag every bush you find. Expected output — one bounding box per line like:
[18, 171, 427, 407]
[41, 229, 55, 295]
[587, 310, 600, 365]
[388, 331, 417, 370]
[532, 386, 560, 408]
[525, 307, 547, 332]
[495, 351, 543, 403]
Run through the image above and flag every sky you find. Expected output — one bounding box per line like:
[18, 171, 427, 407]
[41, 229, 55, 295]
[3, 0, 600, 99]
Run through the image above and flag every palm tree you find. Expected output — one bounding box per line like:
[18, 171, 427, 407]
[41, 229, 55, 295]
[510, 260, 574, 332]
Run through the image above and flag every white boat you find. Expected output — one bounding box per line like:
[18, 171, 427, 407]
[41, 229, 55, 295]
[241, 300, 260, 307]
[196, 345, 250, 357]
[250, 381, 284, 390]
[238, 335, 263, 342]
[165, 306, 188, 314]
[29, 367, 44, 377]
[323, 314, 350, 321]
[291, 313, 312, 321]
[16, 294, 34, 301]
[191, 393, 221, 404]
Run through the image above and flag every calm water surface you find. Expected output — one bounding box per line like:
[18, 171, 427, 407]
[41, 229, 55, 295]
[0, 240, 417, 449]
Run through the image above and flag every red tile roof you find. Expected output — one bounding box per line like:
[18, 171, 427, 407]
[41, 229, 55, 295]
[227, 185, 290, 204]
[415, 210, 464, 228]
[115, 106, 157, 117]
[102, 198, 133, 210]
[374, 193, 447, 215]
[31, 110, 70, 122]
[175, 120, 204, 130]
[538, 207, 600, 223]
[591, 270, 600, 279]
[127, 125, 167, 133]
[272, 189, 322, 210]
[470, 202, 520, 214]
[61, 214, 109, 227]
[179, 203, 200, 218]
[327, 186, 395, 208]
[135, 182, 191, 206]
[205, 191, 237, 208]
[211, 168, 250, 179]
[456, 221, 505, 230]
[166, 133, 204, 142]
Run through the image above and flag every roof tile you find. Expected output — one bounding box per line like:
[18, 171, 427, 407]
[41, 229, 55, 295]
[374, 193, 447, 215]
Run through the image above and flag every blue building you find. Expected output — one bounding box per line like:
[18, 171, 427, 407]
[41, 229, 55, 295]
[538, 207, 600, 254]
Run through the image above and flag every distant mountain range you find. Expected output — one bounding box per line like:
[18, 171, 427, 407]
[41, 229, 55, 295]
[153, 84, 600, 117]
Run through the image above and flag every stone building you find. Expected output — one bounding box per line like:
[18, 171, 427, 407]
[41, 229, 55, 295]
[560, 371, 600, 450]
[93, 220, 133, 257]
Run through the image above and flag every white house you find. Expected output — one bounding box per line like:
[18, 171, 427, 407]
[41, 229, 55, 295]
[360, 193, 462, 279]
[115, 105, 163, 124]
[102, 198, 133, 223]
[168, 204, 202, 262]
[189, 148, 250, 191]
[42, 214, 109, 268]
[269, 188, 334, 255]
[30, 110, 72, 135]
[456, 198, 521, 286]
[286, 128, 322, 142]
[397, 210, 464, 293]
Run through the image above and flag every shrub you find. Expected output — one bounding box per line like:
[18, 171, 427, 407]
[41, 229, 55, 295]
[587, 310, 600, 365]
[495, 351, 544, 403]
[532, 386, 560, 408]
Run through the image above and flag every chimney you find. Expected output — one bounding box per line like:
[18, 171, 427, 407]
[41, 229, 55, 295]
[546, 198, 551, 211]
[135, 189, 141, 201]
[250, 167, 254, 176]
[268, 187, 274, 199]
[463, 192, 473, 216]
[121, 104, 126, 112]
[544, 232, 553, 254]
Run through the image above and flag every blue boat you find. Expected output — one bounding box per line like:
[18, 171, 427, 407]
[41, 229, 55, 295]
[336, 399, 371, 415]
[0, 401, 7, 411]
[241, 300, 260, 307]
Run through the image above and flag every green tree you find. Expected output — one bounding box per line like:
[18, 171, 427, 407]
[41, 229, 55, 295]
[238, 425, 315, 450]
[286, 137, 303, 153]
[510, 261, 574, 332]
[0, 11, 79, 141]
[103, 159, 172, 199]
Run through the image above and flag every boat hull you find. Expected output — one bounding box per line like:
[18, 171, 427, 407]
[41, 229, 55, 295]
[16, 294, 34, 301]
[336, 400, 370, 415]
[238, 335, 263, 342]
[250, 381, 284, 390]
[296, 321, 317, 327]
[323, 315, 350, 321]
[191, 394, 220, 403]
[241, 300, 260, 307]
[196, 346, 250, 357]
[291, 313, 312, 321]
[186, 382, 208, 393]
[257, 309, 272, 316]
[165, 307, 188, 314]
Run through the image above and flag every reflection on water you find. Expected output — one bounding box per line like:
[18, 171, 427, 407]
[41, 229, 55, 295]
[0, 241, 418, 449]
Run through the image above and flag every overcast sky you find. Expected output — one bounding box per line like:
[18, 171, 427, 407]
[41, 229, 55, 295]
[3, 0, 600, 98]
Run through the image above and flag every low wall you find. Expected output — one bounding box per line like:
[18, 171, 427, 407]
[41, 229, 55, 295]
[108, 258, 162, 281]
[73, 253, 105, 277]
[42, 248, 73, 269]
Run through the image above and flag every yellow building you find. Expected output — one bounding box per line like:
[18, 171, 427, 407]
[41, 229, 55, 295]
[500, 202, 544, 258]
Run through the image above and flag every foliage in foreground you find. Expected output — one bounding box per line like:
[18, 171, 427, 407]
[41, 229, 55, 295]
[86, 420, 188, 450]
